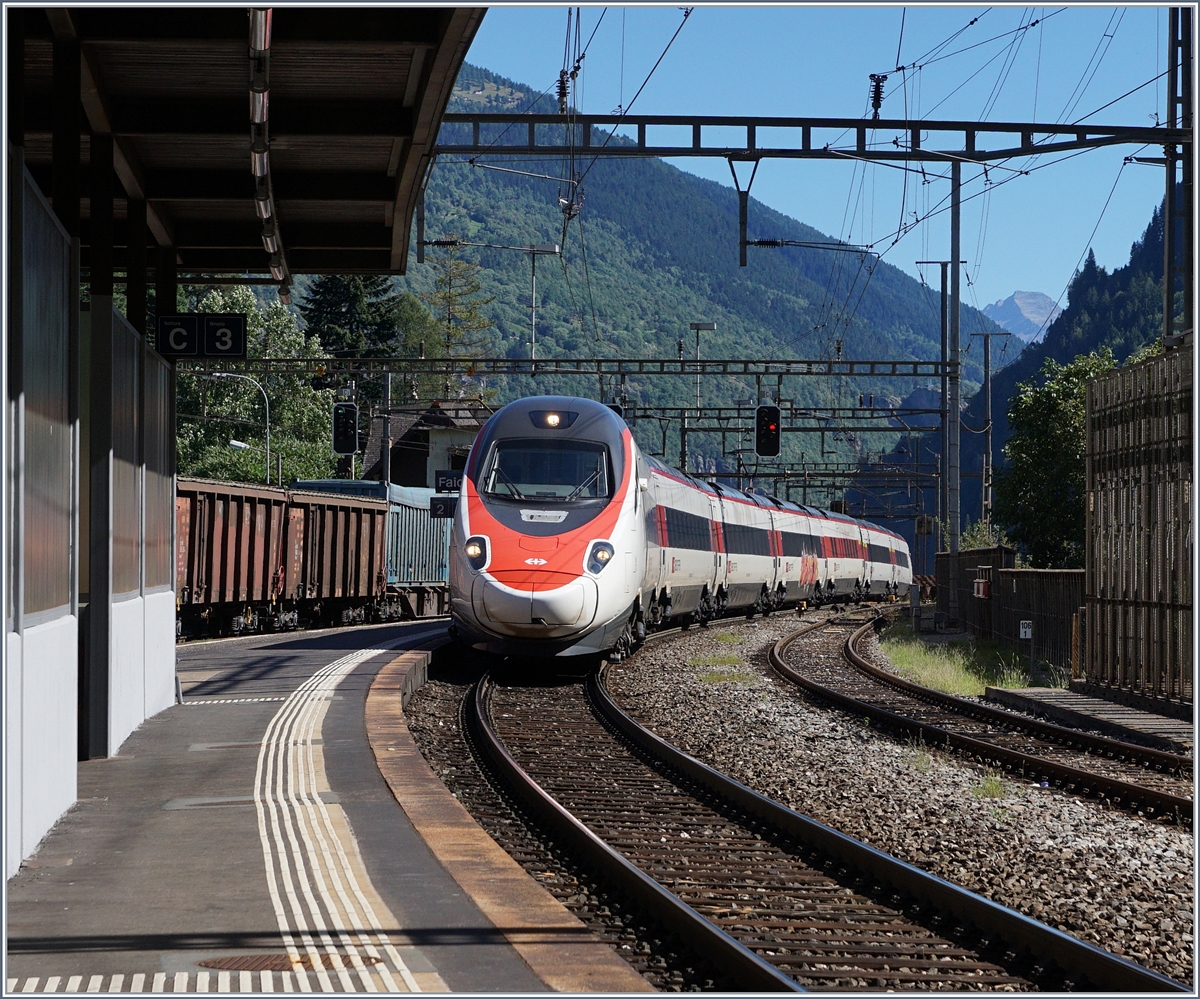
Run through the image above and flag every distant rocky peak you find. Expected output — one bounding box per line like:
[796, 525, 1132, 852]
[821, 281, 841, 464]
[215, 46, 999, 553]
[983, 291, 1061, 344]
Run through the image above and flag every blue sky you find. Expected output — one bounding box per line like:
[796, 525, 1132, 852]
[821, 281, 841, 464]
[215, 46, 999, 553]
[462, 5, 1170, 312]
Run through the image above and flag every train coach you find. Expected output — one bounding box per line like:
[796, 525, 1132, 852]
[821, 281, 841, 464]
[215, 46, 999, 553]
[449, 395, 911, 659]
[175, 477, 450, 638]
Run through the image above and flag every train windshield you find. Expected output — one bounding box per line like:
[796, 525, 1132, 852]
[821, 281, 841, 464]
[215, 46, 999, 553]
[482, 439, 610, 501]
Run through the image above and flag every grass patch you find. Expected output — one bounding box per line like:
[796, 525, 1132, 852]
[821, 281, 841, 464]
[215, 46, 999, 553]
[971, 771, 1008, 799]
[689, 654, 744, 667]
[903, 736, 934, 773]
[697, 669, 757, 684]
[879, 620, 1029, 697]
[713, 633, 742, 644]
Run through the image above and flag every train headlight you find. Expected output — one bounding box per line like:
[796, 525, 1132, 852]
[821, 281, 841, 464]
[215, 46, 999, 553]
[465, 536, 488, 571]
[529, 409, 578, 429]
[587, 541, 615, 574]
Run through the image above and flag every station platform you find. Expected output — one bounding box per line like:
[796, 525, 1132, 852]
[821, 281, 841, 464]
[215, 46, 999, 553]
[6, 621, 647, 994]
[983, 685, 1194, 755]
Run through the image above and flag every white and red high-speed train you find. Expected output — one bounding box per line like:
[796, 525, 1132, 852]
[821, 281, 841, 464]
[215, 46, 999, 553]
[449, 396, 912, 658]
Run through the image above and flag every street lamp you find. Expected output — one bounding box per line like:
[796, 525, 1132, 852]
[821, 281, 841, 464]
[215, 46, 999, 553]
[206, 372, 270, 484]
[229, 439, 282, 486]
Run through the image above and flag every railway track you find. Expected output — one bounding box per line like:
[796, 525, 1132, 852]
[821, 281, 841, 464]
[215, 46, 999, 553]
[771, 615, 1192, 825]
[466, 638, 1187, 992]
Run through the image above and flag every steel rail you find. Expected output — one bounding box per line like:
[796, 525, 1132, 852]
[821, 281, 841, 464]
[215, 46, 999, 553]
[590, 656, 1189, 992]
[467, 675, 802, 992]
[842, 619, 1192, 772]
[772, 620, 1192, 825]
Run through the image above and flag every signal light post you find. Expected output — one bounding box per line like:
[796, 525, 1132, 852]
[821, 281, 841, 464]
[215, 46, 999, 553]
[755, 404, 781, 458]
[332, 402, 360, 458]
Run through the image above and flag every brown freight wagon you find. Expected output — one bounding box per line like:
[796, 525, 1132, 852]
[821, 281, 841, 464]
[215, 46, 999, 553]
[175, 477, 389, 637]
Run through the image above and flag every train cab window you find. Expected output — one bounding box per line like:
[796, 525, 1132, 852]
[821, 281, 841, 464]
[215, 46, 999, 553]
[482, 439, 610, 502]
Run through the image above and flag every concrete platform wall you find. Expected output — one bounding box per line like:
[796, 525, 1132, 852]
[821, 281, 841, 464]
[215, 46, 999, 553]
[143, 589, 177, 724]
[7, 173, 178, 878]
[110, 589, 176, 754]
[5, 615, 79, 878]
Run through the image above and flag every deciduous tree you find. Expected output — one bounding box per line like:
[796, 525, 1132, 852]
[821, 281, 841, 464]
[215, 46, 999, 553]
[992, 348, 1116, 567]
[176, 287, 338, 484]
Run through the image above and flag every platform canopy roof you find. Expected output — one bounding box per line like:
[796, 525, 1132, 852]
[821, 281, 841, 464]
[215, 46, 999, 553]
[19, 6, 485, 278]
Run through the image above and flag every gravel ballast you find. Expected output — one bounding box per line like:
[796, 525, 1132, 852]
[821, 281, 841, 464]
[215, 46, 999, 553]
[605, 613, 1195, 986]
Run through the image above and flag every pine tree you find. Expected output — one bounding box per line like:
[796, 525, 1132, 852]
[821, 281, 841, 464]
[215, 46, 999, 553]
[421, 248, 495, 355]
[300, 275, 423, 357]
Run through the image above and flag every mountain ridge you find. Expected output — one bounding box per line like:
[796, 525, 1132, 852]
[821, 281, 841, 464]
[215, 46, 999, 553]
[983, 291, 1061, 344]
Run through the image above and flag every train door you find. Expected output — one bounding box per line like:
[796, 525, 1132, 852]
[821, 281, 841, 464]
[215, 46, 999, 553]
[858, 523, 870, 595]
[767, 505, 785, 601]
[710, 489, 727, 602]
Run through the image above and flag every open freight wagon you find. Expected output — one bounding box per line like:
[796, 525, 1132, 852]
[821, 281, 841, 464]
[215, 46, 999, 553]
[175, 477, 451, 638]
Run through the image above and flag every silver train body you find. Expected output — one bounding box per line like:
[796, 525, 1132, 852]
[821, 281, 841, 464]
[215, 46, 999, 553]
[450, 396, 912, 658]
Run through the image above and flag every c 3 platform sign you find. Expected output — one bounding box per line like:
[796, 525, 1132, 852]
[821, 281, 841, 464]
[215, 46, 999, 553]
[156, 314, 248, 360]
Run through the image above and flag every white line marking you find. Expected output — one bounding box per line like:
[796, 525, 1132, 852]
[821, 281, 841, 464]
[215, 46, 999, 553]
[173, 971, 188, 992]
[151, 972, 165, 992]
[260, 970, 274, 992]
[238, 970, 251, 992]
[21, 978, 38, 992]
[86, 975, 103, 992]
[6, 980, 16, 991]
[217, 970, 230, 992]
[65, 979, 82, 993]
[108, 975, 124, 992]
[44, 977, 61, 992]
[282, 972, 294, 992]
[253, 642, 419, 993]
[196, 972, 209, 993]
[130, 973, 145, 992]
[181, 697, 289, 704]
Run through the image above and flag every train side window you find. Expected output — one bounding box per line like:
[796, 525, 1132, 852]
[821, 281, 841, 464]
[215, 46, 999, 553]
[722, 522, 771, 557]
[663, 507, 712, 551]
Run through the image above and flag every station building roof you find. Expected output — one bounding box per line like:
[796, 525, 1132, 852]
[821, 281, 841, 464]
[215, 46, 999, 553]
[18, 6, 485, 276]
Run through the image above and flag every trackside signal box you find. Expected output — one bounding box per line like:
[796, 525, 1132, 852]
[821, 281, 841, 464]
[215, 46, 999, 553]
[332, 402, 360, 455]
[754, 404, 782, 457]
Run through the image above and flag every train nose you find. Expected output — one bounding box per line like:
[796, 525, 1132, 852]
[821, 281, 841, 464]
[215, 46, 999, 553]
[473, 574, 598, 633]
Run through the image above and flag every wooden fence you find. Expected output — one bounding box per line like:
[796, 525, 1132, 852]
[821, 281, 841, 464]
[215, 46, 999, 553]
[1085, 347, 1192, 704]
[937, 548, 1084, 672]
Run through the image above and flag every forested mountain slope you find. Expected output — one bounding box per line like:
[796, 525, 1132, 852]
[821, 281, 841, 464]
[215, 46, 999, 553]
[956, 202, 1167, 523]
[389, 62, 1004, 468]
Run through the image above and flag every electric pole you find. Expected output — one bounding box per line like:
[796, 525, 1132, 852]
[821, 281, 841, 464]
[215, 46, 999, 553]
[974, 329, 1010, 526]
[948, 161, 962, 625]
[917, 259, 950, 551]
[381, 371, 391, 488]
[528, 244, 560, 361]
[1164, 6, 1194, 349]
[690, 321, 715, 473]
